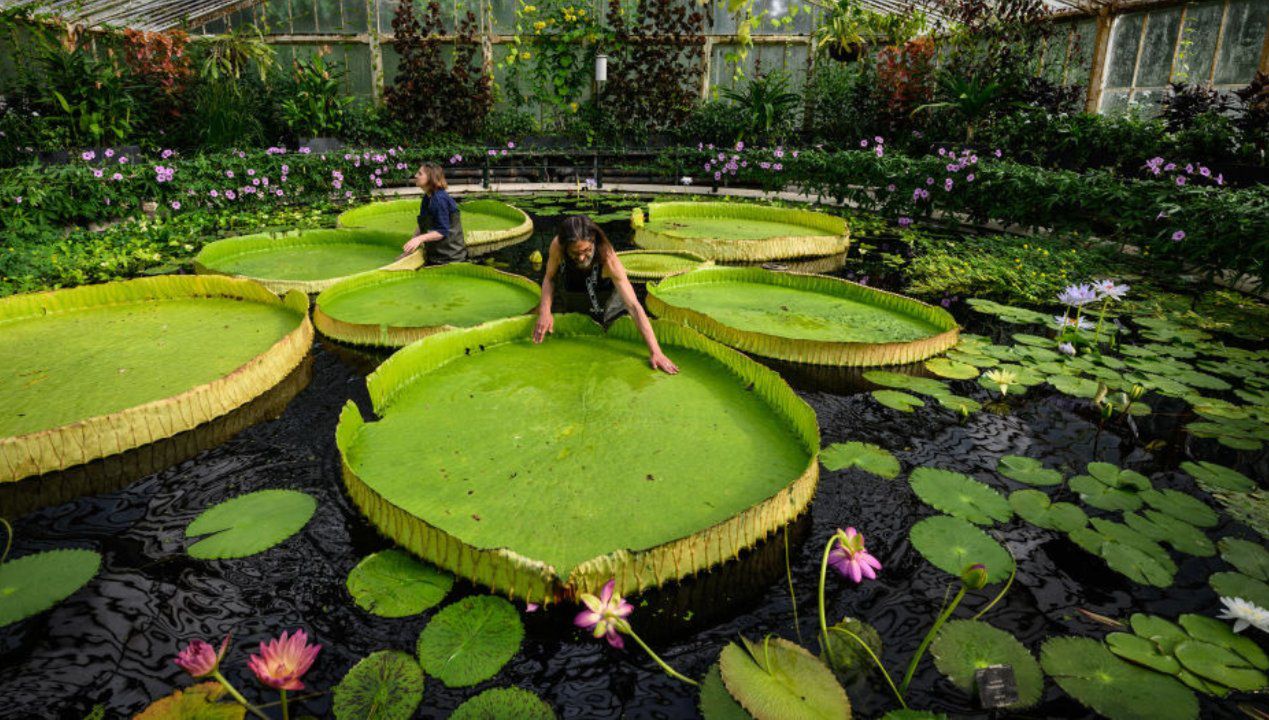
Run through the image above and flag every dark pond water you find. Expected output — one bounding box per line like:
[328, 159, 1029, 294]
[1, 193, 1264, 719]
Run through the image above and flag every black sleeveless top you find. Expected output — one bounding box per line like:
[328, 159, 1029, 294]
[558, 257, 615, 322]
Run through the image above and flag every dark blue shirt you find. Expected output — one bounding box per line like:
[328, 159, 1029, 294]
[418, 189, 459, 239]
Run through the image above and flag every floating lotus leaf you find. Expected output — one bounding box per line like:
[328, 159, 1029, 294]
[924, 358, 979, 380]
[337, 198, 534, 255]
[1087, 462, 1152, 491]
[863, 370, 949, 397]
[996, 456, 1063, 487]
[616, 250, 712, 280]
[314, 265, 541, 347]
[1100, 542, 1175, 587]
[1011, 333, 1050, 346]
[1039, 636, 1198, 720]
[346, 549, 453, 618]
[633, 201, 849, 262]
[964, 299, 1049, 325]
[416, 595, 523, 687]
[1138, 489, 1218, 528]
[1179, 614, 1269, 670]
[1218, 538, 1269, 581]
[909, 468, 1011, 526]
[195, 228, 423, 294]
[647, 268, 959, 366]
[1180, 461, 1254, 492]
[1009, 490, 1087, 532]
[1047, 374, 1102, 399]
[1174, 641, 1267, 692]
[135, 681, 245, 720]
[1106, 632, 1182, 675]
[1069, 475, 1143, 512]
[820, 442, 900, 479]
[718, 637, 851, 720]
[932, 394, 982, 414]
[930, 620, 1043, 708]
[821, 616, 883, 678]
[700, 663, 752, 720]
[332, 650, 425, 720]
[945, 349, 999, 368]
[185, 490, 316, 560]
[865, 391, 921, 414]
[1209, 571, 1269, 609]
[909, 515, 1013, 583]
[1130, 614, 1188, 655]
[336, 315, 818, 602]
[0, 549, 101, 627]
[1090, 519, 1173, 567]
[450, 687, 556, 720]
[1127, 511, 1215, 557]
[0, 276, 312, 482]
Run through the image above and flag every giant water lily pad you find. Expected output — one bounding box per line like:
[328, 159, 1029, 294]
[718, 637, 850, 720]
[909, 468, 1011, 526]
[633, 201, 849, 262]
[1009, 490, 1087, 532]
[337, 315, 818, 601]
[185, 490, 316, 559]
[909, 515, 1013, 583]
[1040, 637, 1198, 720]
[346, 549, 453, 617]
[338, 198, 533, 255]
[451, 687, 556, 720]
[930, 620, 1043, 708]
[416, 595, 523, 687]
[195, 228, 422, 294]
[0, 276, 312, 482]
[315, 265, 541, 347]
[647, 267, 959, 366]
[0, 549, 101, 627]
[617, 250, 712, 280]
[332, 650, 425, 720]
[820, 442, 900, 479]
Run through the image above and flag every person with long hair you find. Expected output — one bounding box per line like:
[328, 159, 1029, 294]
[533, 215, 679, 374]
[401, 163, 467, 265]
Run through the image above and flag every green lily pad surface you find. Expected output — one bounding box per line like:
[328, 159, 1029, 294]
[820, 442, 900, 479]
[700, 663, 752, 720]
[1209, 571, 1269, 609]
[1009, 490, 1087, 532]
[1181, 461, 1255, 492]
[996, 456, 1063, 486]
[1218, 538, 1269, 581]
[185, 490, 316, 560]
[451, 687, 556, 720]
[719, 637, 850, 720]
[617, 250, 710, 280]
[924, 357, 980, 379]
[337, 315, 816, 598]
[930, 620, 1043, 708]
[135, 682, 245, 720]
[0, 549, 102, 627]
[1139, 489, 1218, 527]
[337, 198, 532, 247]
[347, 550, 454, 618]
[909, 515, 1014, 583]
[909, 468, 1011, 526]
[1040, 636, 1198, 720]
[635, 201, 849, 262]
[872, 390, 925, 412]
[416, 595, 523, 687]
[196, 229, 413, 285]
[332, 650, 425, 720]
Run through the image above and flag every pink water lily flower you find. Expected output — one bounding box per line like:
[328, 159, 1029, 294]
[827, 527, 881, 584]
[574, 579, 634, 649]
[248, 629, 321, 691]
[174, 635, 230, 678]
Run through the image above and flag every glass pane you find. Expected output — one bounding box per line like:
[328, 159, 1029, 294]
[1129, 88, 1164, 116]
[1176, 0, 1223, 83]
[1066, 18, 1097, 86]
[1136, 7, 1181, 86]
[382, 44, 401, 86]
[712, 2, 738, 34]
[753, 0, 810, 34]
[290, 0, 318, 33]
[1104, 12, 1144, 89]
[490, 0, 518, 32]
[711, 43, 754, 92]
[1215, 0, 1269, 85]
[1040, 28, 1069, 82]
[1100, 88, 1132, 115]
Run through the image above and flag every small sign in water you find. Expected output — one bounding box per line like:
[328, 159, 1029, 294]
[976, 664, 1019, 709]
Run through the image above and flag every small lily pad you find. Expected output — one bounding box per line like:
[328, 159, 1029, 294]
[1180, 461, 1254, 492]
[1218, 538, 1269, 581]
[0, 549, 101, 627]
[347, 550, 453, 618]
[1069, 475, 1142, 512]
[1173, 640, 1267, 692]
[872, 390, 924, 413]
[864, 370, 949, 397]
[1209, 571, 1269, 609]
[1138, 489, 1218, 528]
[1086, 462, 1152, 491]
[909, 515, 1013, 584]
[185, 490, 316, 560]
[1101, 542, 1175, 587]
[135, 682, 245, 720]
[332, 650, 425, 720]
[451, 687, 556, 720]
[1047, 374, 1102, 399]
[1134, 511, 1215, 557]
[1179, 613, 1269, 670]
[1129, 614, 1188, 655]
[417, 595, 524, 688]
[996, 456, 1063, 486]
[719, 636, 851, 720]
[930, 620, 1043, 708]
[821, 616, 882, 679]
[932, 393, 983, 414]
[1106, 632, 1182, 675]
[925, 358, 979, 380]
[909, 468, 1012, 526]
[1009, 490, 1087, 532]
[700, 662, 752, 720]
[820, 442, 900, 479]
[1040, 636, 1198, 720]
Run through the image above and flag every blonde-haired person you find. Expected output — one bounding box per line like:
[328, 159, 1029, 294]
[402, 163, 467, 265]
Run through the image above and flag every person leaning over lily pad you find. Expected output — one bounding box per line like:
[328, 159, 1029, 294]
[534, 215, 679, 374]
[401, 162, 467, 265]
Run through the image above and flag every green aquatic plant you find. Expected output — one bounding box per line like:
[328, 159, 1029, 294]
[346, 550, 453, 618]
[172, 635, 266, 719]
[135, 682, 248, 720]
[185, 490, 316, 560]
[909, 468, 1012, 526]
[574, 579, 697, 686]
[820, 442, 900, 479]
[929, 620, 1044, 709]
[336, 198, 533, 254]
[332, 650, 425, 720]
[1041, 636, 1199, 720]
[633, 202, 849, 263]
[0, 541, 102, 628]
[417, 595, 523, 688]
[451, 687, 556, 720]
[719, 636, 851, 719]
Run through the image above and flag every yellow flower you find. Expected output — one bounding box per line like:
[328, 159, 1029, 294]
[569, 101, 579, 112]
[534, 20, 545, 29]
[521, 51, 531, 60]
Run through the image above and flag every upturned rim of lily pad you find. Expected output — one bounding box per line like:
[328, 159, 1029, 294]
[337, 197, 535, 255]
[632, 201, 850, 262]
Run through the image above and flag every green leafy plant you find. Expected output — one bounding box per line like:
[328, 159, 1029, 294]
[912, 73, 1001, 142]
[279, 52, 354, 139]
[720, 70, 802, 141]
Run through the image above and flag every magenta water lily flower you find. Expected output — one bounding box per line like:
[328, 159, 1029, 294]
[247, 629, 321, 691]
[575, 579, 634, 649]
[175, 635, 231, 678]
[828, 528, 882, 584]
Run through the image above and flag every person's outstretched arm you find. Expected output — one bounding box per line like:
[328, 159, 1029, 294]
[403, 195, 451, 253]
[606, 252, 678, 374]
[533, 237, 561, 343]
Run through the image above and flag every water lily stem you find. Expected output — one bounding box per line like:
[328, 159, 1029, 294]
[280, 689, 289, 720]
[0, 517, 12, 564]
[211, 671, 268, 720]
[623, 624, 698, 686]
[900, 585, 966, 696]
[971, 561, 1016, 621]
[1093, 301, 1109, 344]
[829, 626, 907, 708]
[784, 524, 803, 646]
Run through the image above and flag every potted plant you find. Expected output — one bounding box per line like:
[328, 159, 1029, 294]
[812, 0, 867, 62]
[279, 50, 353, 152]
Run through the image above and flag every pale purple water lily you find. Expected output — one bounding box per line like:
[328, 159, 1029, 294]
[1058, 342, 1076, 356]
[1094, 279, 1129, 301]
[175, 635, 231, 678]
[1057, 284, 1098, 307]
[1172, 230, 1186, 241]
[827, 527, 882, 584]
[574, 579, 634, 649]
[1054, 315, 1096, 331]
[898, 217, 912, 228]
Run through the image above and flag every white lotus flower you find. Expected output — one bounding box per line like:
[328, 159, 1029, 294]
[1218, 596, 1269, 633]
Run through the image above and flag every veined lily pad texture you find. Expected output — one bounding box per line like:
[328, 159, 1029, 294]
[719, 636, 851, 720]
[194, 228, 422, 294]
[314, 264, 541, 347]
[185, 490, 316, 560]
[0, 275, 312, 483]
[632, 201, 850, 263]
[647, 267, 959, 366]
[336, 314, 819, 603]
[332, 650, 425, 720]
[0, 548, 102, 627]
[337, 198, 534, 255]
[616, 250, 713, 280]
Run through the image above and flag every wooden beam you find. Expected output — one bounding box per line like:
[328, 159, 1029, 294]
[700, 36, 713, 100]
[1259, 2, 1269, 74]
[1085, 7, 1113, 113]
[365, 0, 382, 100]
